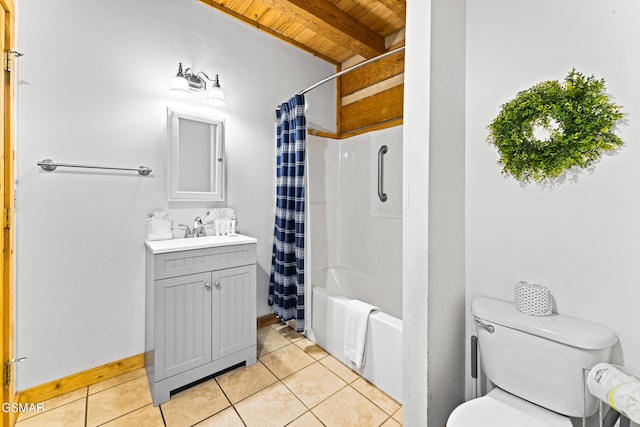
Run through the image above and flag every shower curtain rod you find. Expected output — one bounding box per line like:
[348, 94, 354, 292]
[298, 45, 405, 95]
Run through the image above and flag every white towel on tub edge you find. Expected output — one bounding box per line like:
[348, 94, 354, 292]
[344, 299, 379, 369]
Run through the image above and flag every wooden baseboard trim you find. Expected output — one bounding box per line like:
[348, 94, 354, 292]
[16, 353, 145, 404]
[257, 313, 279, 329]
[16, 316, 276, 404]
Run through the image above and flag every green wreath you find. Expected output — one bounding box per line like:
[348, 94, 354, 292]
[487, 69, 624, 184]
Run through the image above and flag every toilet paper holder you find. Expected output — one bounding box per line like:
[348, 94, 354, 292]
[599, 401, 631, 427]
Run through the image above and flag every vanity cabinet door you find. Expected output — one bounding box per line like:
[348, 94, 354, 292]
[214, 265, 257, 359]
[155, 272, 213, 381]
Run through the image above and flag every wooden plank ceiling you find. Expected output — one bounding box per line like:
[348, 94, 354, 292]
[199, 0, 406, 136]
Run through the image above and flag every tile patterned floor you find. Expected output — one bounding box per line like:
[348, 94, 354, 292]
[16, 324, 402, 426]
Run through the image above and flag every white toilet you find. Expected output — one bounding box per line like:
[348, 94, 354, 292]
[448, 296, 618, 427]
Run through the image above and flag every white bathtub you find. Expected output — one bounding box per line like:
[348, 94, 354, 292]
[309, 268, 403, 403]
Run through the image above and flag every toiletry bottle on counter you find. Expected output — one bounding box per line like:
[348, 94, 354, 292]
[230, 215, 236, 235]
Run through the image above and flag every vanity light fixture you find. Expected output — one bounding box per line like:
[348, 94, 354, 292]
[169, 62, 226, 106]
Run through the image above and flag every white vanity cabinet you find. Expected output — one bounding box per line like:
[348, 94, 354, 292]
[145, 235, 257, 406]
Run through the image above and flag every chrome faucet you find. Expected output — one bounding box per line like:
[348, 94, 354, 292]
[179, 217, 206, 238]
[180, 224, 193, 238]
[193, 217, 205, 237]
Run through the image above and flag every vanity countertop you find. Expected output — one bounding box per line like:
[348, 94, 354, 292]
[145, 234, 257, 254]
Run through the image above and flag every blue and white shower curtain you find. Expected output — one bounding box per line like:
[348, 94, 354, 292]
[268, 94, 306, 332]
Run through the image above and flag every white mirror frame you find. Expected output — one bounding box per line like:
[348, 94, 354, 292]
[167, 108, 225, 202]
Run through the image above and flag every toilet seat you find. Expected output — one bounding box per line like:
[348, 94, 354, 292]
[447, 388, 572, 427]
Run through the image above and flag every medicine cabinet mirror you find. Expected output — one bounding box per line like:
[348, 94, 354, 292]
[167, 108, 225, 202]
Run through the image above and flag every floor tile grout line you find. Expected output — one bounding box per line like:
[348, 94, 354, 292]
[306, 383, 393, 427]
[183, 402, 238, 427]
[161, 377, 234, 427]
[255, 356, 283, 381]
[87, 370, 147, 396]
[379, 414, 395, 427]
[350, 382, 401, 417]
[257, 343, 315, 382]
[317, 357, 362, 385]
[15, 393, 90, 426]
[159, 403, 167, 426]
[257, 343, 289, 359]
[277, 359, 351, 409]
[256, 336, 291, 358]
[281, 376, 350, 413]
[84, 386, 89, 427]
[210, 374, 246, 425]
[259, 360, 315, 383]
[274, 376, 308, 419]
[19, 370, 146, 423]
[92, 401, 154, 427]
[215, 360, 279, 407]
[86, 375, 154, 426]
[230, 405, 248, 427]
[391, 406, 403, 421]
[286, 410, 327, 427]
[16, 388, 88, 423]
[256, 325, 309, 359]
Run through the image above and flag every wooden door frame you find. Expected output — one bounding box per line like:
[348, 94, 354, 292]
[1, 0, 15, 426]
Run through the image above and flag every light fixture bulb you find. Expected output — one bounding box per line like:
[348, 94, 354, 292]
[169, 63, 191, 98]
[170, 76, 191, 98]
[206, 75, 226, 106]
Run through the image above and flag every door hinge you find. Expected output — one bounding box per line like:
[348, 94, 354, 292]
[3, 207, 11, 229]
[3, 362, 9, 386]
[3, 357, 27, 386]
[4, 49, 23, 72]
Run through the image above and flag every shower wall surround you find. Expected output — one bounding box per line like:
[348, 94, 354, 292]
[15, 0, 335, 391]
[308, 126, 403, 317]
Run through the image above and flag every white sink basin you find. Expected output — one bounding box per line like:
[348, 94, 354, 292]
[145, 233, 257, 254]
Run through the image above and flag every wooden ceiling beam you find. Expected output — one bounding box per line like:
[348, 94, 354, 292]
[258, 0, 386, 59]
[198, 0, 339, 65]
[377, 0, 405, 20]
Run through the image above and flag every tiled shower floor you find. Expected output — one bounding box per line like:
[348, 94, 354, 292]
[16, 324, 402, 426]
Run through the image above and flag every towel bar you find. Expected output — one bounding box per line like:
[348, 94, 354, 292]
[37, 159, 152, 176]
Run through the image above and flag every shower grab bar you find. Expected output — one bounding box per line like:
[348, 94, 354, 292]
[378, 145, 388, 202]
[37, 159, 152, 176]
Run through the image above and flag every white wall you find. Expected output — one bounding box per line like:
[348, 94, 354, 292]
[467, 1, 640, 425]
[404, 0, 467, 423]
[402, 0, 431, 424]
[428, 0, 467, 425]
[15, 0, 335, 390]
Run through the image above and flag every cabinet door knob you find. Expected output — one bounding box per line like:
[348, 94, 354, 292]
[214, 281, 221, 289]
[205, 282, 212, 290]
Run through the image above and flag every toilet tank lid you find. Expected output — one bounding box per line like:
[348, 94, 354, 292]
[472, 297, 617, 350]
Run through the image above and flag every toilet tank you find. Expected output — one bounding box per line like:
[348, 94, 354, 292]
[472, 297, 617, 418]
